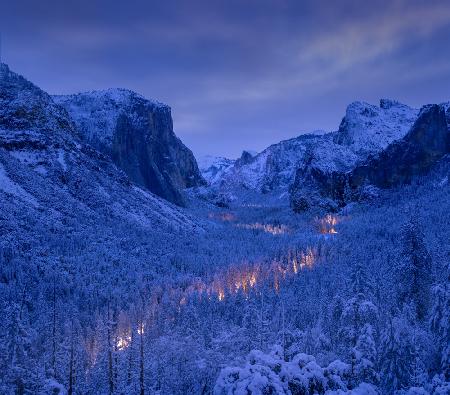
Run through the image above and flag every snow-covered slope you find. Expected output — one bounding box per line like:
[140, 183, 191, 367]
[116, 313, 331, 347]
[0, 64, 77, 137]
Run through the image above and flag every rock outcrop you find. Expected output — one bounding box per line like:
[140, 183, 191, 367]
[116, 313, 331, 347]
[235, 150, 255, 167]
[54, 89, 204, 206]
[348, 104, 449, 189]
[334, 99, 418, 155]
[290, 104, 450, 211]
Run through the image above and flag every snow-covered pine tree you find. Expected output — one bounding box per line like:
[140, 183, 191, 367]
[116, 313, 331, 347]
[396, 217, 432, 321]
[380, 314, 415, 392]
[353, 323, 378, 385]
[429, 266, 450, 379]
[338, 292, 377, 388]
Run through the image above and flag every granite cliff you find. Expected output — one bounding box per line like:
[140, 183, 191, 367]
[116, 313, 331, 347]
[55, 89, 204, 205]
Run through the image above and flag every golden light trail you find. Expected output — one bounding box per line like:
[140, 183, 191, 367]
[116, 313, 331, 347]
[113, 245, 319, 353]
[315, 214, 340, 234]
[201, 246, 318, 302]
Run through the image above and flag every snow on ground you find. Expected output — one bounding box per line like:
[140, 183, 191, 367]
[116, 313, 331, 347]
[0, 163, 39, 206]
[57, 149, 67, 171]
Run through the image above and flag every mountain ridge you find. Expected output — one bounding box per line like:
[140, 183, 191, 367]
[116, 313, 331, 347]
[197, 98, 448, 212]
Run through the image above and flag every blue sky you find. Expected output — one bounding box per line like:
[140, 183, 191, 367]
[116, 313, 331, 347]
[2, 0, 450, 158]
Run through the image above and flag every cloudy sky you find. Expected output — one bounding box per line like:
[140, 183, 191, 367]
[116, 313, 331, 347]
[2, 0, 450, 158]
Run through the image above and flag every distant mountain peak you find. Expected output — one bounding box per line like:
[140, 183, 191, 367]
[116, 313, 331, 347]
[236, 150, 255, 166]
[197, 155, 235, 185]
[334, 99, 419, 154]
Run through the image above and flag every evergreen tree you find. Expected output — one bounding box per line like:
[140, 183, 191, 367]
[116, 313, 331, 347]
[380, 315, 414, 393]
[396, 218, 432, 321]
[353, 323, 378, 385]
[429, 274, 450, 379]
[409, 337, 428, 388]
[351, 261, 370, 296]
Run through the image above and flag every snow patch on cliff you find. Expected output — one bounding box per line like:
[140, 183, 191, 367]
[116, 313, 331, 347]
[335, 99, 419, 155]
[53, 89, 169, 145]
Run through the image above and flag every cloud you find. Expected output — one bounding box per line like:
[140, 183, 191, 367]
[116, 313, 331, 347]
[2, 0, 450, 157]
[192, 1, 450, 106]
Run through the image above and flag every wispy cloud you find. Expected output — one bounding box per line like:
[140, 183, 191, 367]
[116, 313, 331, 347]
[2, 0, 450, 157]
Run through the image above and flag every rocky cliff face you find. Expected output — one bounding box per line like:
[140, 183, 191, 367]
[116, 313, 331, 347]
[290, 103, 449, 211]
[54, 89, 204, 206]
[349, 104, 449, 189]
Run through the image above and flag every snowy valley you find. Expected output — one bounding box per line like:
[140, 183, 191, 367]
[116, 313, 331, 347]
[0, 64, 449, 395]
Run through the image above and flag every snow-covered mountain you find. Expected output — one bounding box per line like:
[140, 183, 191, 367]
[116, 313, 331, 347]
[54, 89, 205, 206]
[203, 100, 418, 200]
[288, 100, 419, 185]
[334, 99, 419, 154]
[197, 98, 450, 212]
[0, 64, 203, 252]
[197, 154, 235, 185]
[203, 134, 324, 197]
